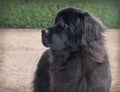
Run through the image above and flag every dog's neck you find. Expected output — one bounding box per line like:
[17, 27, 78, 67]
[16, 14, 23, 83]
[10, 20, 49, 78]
[50, 49, 81, 62]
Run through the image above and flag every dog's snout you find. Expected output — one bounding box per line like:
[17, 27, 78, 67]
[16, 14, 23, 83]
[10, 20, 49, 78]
[41, 29, 49, 35]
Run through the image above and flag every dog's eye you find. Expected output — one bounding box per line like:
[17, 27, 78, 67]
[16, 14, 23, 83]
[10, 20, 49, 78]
[61, 23, 68, 29]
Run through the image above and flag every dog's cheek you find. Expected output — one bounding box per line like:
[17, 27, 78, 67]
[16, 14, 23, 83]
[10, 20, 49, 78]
[50, 34, 66, 50]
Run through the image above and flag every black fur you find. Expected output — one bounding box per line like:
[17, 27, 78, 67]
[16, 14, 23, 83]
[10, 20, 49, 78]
[33, 7, 111, 92]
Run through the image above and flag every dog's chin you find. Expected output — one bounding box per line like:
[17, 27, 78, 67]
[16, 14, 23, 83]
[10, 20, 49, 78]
[42, 38, 49, 47]
[42, 42, 49, 47]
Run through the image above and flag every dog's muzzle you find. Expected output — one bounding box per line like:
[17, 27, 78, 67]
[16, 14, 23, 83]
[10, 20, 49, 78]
[41, 28, 50, 47]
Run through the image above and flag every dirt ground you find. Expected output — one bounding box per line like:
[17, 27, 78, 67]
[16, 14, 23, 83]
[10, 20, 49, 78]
[0, 29, 119, 92]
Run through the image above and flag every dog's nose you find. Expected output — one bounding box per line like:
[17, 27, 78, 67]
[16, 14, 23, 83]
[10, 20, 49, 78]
[41, 29, 49, 35]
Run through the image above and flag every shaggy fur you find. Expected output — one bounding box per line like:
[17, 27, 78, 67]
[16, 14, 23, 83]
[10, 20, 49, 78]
[33, 7, 111, 92]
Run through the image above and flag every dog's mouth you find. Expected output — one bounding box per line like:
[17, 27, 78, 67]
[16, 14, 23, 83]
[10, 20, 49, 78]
[41, 32, 49, 47]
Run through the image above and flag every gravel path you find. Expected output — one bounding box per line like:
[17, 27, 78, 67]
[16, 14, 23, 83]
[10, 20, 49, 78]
[0, 29, 119, 92]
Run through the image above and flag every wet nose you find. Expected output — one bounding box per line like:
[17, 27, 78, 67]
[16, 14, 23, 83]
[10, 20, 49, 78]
[41, 29, 49, 35]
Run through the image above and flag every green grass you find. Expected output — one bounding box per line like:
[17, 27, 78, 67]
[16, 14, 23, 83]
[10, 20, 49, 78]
[0, 0, 119, 28]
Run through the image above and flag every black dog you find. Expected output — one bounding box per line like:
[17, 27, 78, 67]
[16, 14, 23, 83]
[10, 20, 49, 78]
[33, 7, 111, 92]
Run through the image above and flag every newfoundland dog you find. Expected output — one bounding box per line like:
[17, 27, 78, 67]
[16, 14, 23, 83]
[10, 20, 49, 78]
[33, 7, 111, 92]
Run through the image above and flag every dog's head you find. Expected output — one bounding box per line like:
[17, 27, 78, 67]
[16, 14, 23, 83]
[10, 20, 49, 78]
[41, 7, 106, 51]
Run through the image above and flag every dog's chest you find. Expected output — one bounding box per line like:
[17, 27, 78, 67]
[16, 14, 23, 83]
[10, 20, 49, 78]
[49, 55, 97, 92]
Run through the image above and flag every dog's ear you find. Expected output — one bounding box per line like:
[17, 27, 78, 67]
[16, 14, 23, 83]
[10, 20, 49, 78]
[79, 12, 107, 46]
[76, 13, 107, 63]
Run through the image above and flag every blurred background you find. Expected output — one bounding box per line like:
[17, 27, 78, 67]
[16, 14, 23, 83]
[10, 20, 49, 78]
[0, 0, 120, 92]
[0, 0, 120, 28]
